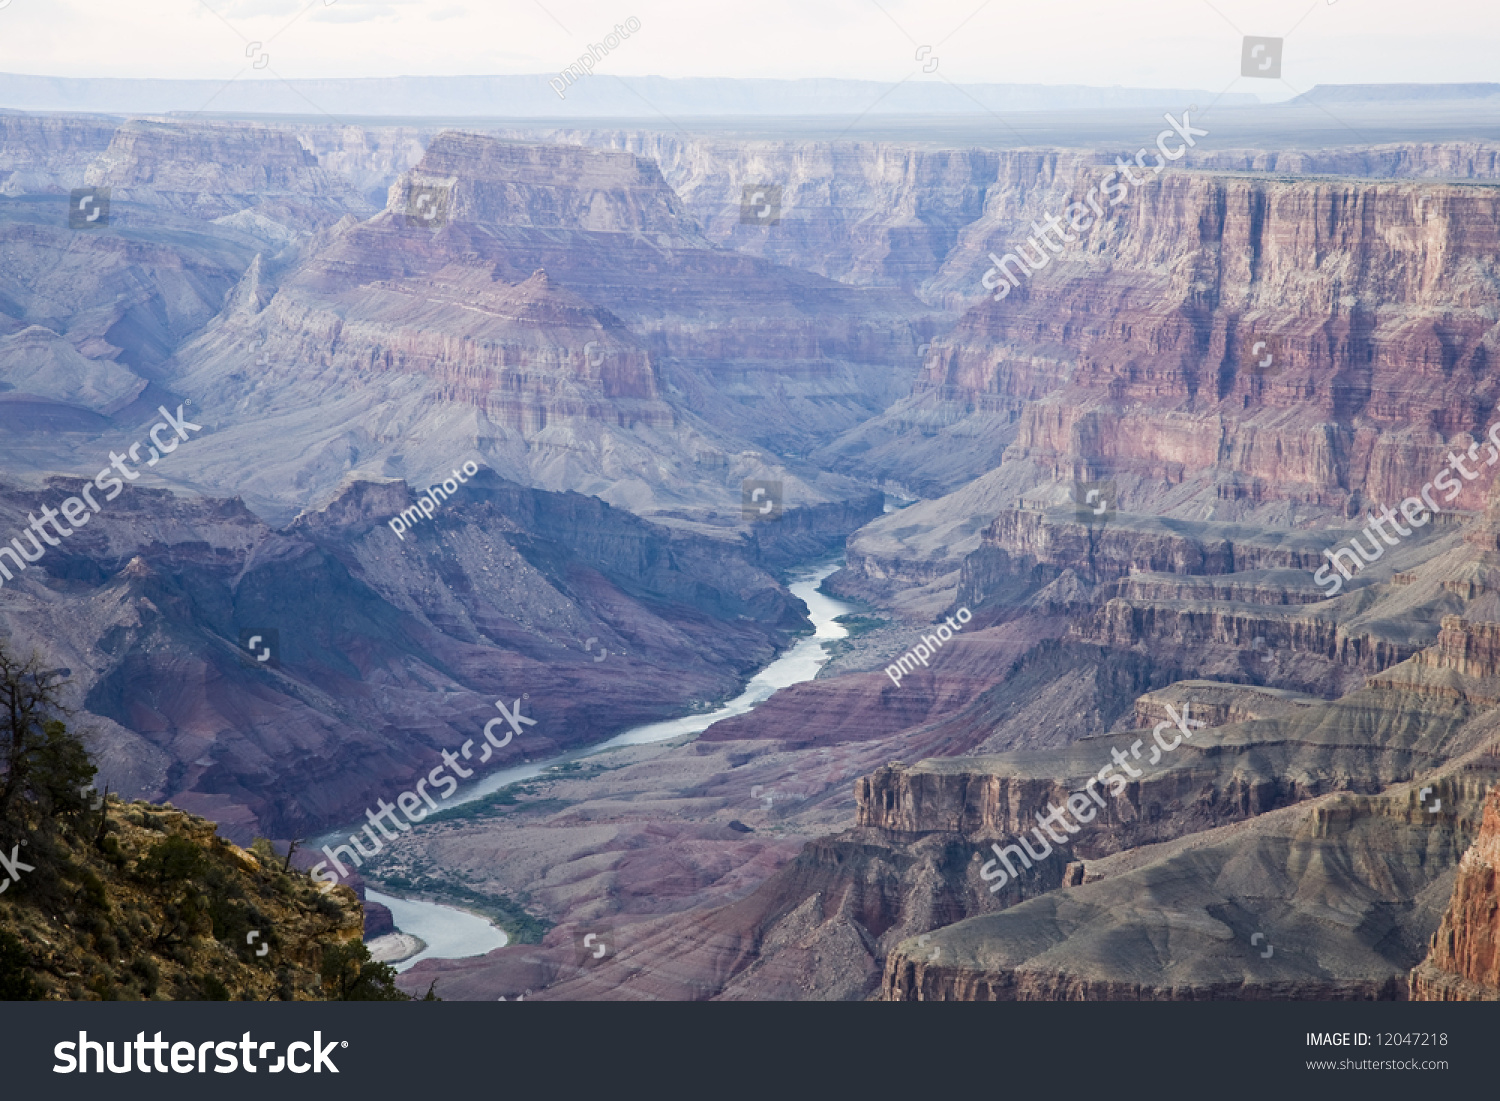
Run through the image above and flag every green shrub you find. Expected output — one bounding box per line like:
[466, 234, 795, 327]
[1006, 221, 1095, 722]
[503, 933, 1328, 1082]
[0, 930, 44, 1000]
[137, 836, 207, 885]
[79, 869, 109, 911]
[129, 956, 160, 997]
[319, 941, 410, 1001]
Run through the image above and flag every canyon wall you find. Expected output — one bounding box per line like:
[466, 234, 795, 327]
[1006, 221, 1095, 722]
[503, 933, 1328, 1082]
[1411, 784, 1500, 999]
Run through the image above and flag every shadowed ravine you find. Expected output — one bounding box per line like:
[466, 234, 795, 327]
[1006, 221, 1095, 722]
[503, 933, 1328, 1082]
[364, 559, 853, 963]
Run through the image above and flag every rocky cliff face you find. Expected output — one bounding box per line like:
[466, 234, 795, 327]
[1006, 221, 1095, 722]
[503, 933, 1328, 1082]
[993, 173, 1500, 509]
[213, 257, 669, 432]
[0, 113, 117, 196]
[1411, 783, 1500, 1000]
[600, 132, 1006, 295]
[1414, 616, 1500, 679]
[296, 124, 435, 207]
[1194, 142, 1500, 180]
[155, 130, 921, 527]
[828, 168, 1500, 513]
[0, 798, 364, 1000]
[857, 515, 1500, 1000]
[879, 767, 1492, 1001]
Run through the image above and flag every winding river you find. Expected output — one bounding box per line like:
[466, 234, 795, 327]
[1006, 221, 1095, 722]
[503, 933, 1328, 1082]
[371, 559, 854, 969]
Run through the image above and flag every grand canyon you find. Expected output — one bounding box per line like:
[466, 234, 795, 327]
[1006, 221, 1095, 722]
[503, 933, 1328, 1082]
[3, 60, 1500, 1016]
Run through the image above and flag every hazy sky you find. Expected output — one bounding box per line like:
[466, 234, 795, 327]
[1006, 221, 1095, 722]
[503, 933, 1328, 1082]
[0, 0, 1493, 102]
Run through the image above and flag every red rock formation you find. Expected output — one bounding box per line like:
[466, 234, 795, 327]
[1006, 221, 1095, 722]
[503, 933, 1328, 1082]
[1415, 616, 1500, 678]
[847, 168, 1500, 512]
[1411, 783, 1500, 999]
[159, 130, 930, 520]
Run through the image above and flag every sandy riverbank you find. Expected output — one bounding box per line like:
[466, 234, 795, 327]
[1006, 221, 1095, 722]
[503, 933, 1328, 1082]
[367, 932, 427, 964]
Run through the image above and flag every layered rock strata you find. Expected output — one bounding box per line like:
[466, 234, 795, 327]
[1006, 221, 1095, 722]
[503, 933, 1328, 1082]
[1410, 783, 1500, 999]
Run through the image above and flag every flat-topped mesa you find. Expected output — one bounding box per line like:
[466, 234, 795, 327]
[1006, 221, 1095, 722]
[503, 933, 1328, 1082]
[86, 118, 370, 224]
[855, 762, 1060, 837]
[1411, 783, 1500, 1000]
[1132, 680, 1322, 729]
[392, 130, 707, 242]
